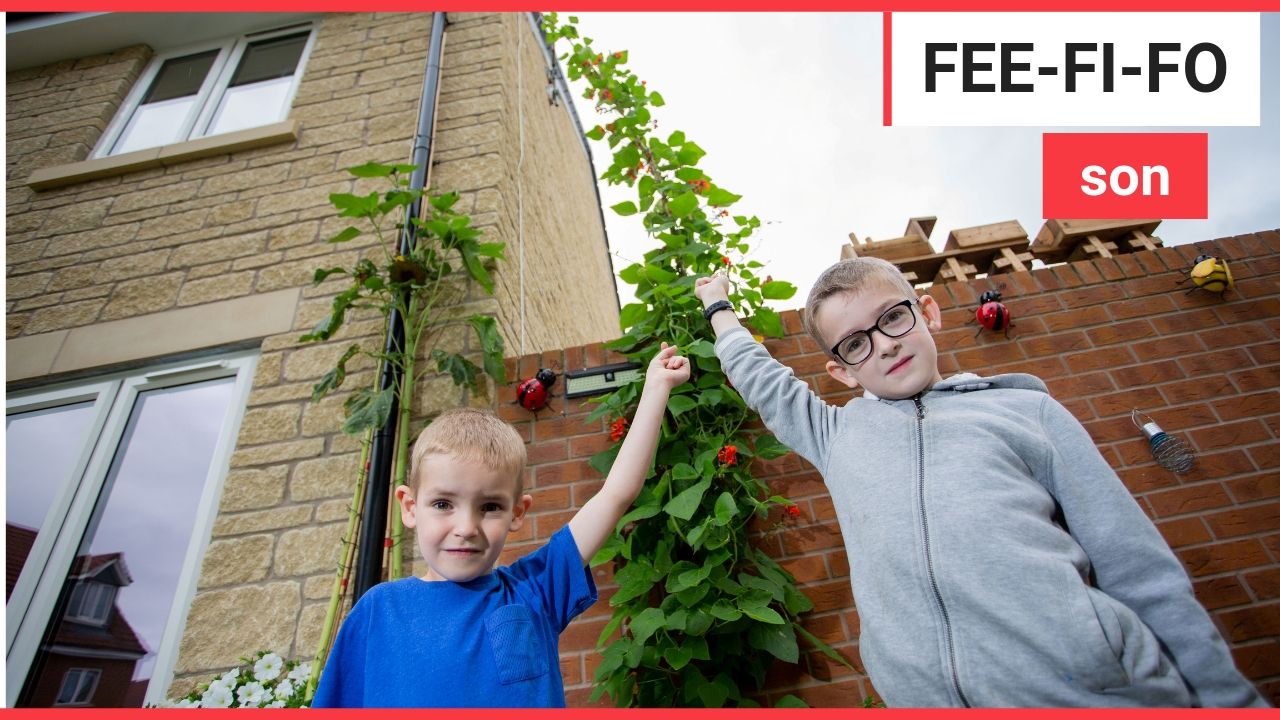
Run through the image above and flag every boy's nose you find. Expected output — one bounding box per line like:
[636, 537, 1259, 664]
[453, 513, 480, 537]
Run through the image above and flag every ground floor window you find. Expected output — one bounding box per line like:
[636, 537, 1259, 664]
[6, 351, 257, 707]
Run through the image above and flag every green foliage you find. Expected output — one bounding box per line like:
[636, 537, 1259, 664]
[542, 14, 846, 709]
[300, 163, 507, 435]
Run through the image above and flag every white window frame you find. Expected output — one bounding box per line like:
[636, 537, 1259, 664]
[5, 350, 259, 707]
[92, 22, 316, 159]
[54, 668, 101, 707]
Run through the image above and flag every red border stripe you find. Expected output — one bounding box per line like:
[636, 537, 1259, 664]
[884, 12, 893, 127]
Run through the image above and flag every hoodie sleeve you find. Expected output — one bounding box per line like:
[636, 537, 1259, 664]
[715, 325, 837, 472]
[1037, 395, 1266, 707]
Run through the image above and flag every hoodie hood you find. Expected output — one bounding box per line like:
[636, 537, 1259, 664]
[861, 372, 1050, 400]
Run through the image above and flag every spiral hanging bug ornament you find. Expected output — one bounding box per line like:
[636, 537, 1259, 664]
[1131, 410, 1196, 474]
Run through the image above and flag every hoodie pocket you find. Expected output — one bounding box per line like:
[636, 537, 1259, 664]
[485, 604, 549, 685]
[1075, 586, 1131, 691]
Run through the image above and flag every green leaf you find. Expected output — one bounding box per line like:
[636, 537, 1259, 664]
[753, 434, 791, 460]
[667, 191, 698, 218]
[667, 130, 686, 145]
[311, 267, 347, 284]
[458, 244, 494, 293]
[611, 200, 638, 216]
[649, 91, 665, 107]
[760, 280, 798, 300]
[749, 621, 799, 662]
[666, 395, 697, 417]
[795, 624, 854, 670]
[686, 339, 717, 358]
[431, 349, 479, 388]
[468, 314, 506, 385]
[713, 492, 737, 525]
[677, 142, 706, 166]
[616, 501, 661, 527]
[617, 263, 644, 284]
[326, 227, 361, 244]
[708, 599, 742, 621]
[619, 303, 648, 330]
[589, 444, 621, 476]
[706, 188, 741, 207]
[585, 125, 606, 141]
[751, 307, 785, 338]
[663, 645, 693, 670]
[663, 479, 710, 521]
[775, 695, 808, 708]
[629, 607, 665, 645]
[644, 264, 677, 284]
[346, 161, 396, 178]
[741, 604, 785, 625]
[309, 344, 361, 402]
[342, 386, 394, 434]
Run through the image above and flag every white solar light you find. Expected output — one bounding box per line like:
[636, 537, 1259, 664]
[563, 362, 642, 398]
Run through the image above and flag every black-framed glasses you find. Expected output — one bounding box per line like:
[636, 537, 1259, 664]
[829, 299, 920, 366]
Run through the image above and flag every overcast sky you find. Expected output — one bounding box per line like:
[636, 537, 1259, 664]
[563, 13, 1280, 310]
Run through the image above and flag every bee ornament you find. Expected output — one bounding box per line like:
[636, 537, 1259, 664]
[1183, 253, 1233, 296]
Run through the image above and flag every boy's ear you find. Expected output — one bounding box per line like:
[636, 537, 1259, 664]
[825, 359, 860, 390]
[394, 485, 417, 528]
[509, 493, 533, 532]
[918, 293, 943, 331]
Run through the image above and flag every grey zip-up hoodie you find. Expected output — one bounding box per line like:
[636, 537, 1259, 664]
[716, 326, 1264, 707]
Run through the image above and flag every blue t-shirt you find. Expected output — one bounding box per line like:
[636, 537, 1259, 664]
[311, 526, 597, 708]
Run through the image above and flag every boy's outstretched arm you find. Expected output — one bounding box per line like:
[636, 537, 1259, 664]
[568, 343, 689, 565]
[694, 273, 741, 337]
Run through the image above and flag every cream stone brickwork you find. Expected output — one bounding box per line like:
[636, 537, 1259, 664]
[6, 12, 619, 701]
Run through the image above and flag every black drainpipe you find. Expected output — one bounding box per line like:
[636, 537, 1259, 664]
[353, 10, 447, 602]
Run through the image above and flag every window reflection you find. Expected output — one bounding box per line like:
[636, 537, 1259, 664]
[6, 401, 95, 600]
[20, 378, 235, 707]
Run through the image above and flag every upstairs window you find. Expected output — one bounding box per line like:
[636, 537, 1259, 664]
[96, 24, 314, 158]
[65, 581, 116, 626]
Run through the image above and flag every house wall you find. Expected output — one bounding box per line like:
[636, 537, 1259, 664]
[6, 11, 618, 700]
[505, 234, 1280, 707]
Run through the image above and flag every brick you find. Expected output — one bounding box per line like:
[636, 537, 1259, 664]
[1066, 346, 1136, 375]
[1231, 366, 1280, 393]
[1231, 642, 1280, 681]
[1109, 294, 1177, 320]
[1217, 603, 1280, 642]
[1178, 348, 1252, 378]
[1177, 539, 1271, 576]
[1130, 334, 1206, 363]
[1192, 576, 1252, 610]
[1190, 420, 1270, 453]
[1110, 360, 1184, 388]
[1059, 283, 1125, 308]
[1204, 503, 1280, 539]
[1249, 444, 1280, 471]
[1043, 305, 1110, 333]
[1146, 482, 1233, 518]
[1244, 568, 1280, 600]
[1227, 475, 1280, 504]
[1156, 516, 1212, 547]
[1158, 375, 1236, 405]
[1086, 319, 1157, 347]
[1021, 331, 1090, 358]
[535, 459, 594, 486]
[1089, 387, 1165, 419]
[1150, 307, 1222, 334]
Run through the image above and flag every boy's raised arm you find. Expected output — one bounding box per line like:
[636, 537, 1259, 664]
[568, 343, 689, 565]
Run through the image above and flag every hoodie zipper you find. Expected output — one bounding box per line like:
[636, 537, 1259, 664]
[913, 394, 971, 707]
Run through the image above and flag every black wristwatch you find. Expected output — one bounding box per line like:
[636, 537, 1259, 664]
[702, 299, 734, 322]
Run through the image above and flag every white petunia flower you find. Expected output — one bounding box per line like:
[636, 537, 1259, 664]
[287, 662, 311, 683]
[274, 678, 296, 700]
[266, 700, 287, 708]
[175, 698, 199, 708]
[254, 653, 284, 682]
[201, 683, 234, 708]
[236, 681, 269, 707]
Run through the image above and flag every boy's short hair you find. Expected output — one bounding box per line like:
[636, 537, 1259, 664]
[803, 256, 918, 353]
[408, 408, 527, 495]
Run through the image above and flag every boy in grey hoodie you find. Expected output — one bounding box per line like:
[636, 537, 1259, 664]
[694, 258, 1264, 708]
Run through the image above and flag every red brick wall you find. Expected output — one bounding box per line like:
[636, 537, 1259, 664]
[500, 231, 1280, 707]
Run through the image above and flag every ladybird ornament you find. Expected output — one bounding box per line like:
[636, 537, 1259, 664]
[1184, 254, 1233, 296]
[516, 369, 557, 412]
[974, 289, 1013, 338]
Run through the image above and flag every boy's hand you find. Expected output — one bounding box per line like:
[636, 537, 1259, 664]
[648, 342, 690, 391]
[694, 272, 731, 308]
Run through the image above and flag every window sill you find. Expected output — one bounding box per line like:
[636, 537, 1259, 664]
[26, 119, 298, 191]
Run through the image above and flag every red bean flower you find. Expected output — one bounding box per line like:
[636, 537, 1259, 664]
[720, 256, 731, 266]
[610, 417, 628, 442]
[786, 505, 802, 518]
[717, 444, 738, 466]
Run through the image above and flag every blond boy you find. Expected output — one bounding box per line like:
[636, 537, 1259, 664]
[313, 344, 689, 707]
[695, 260, 1263, 707]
